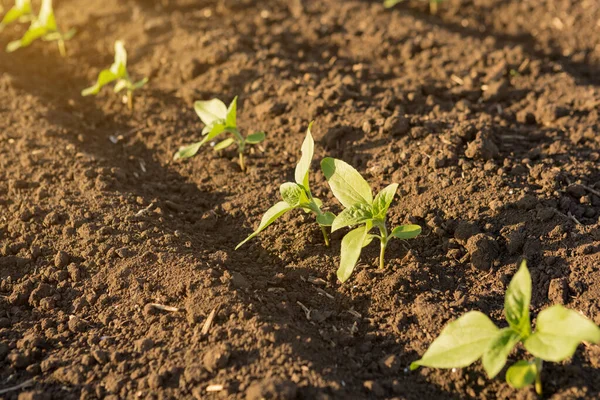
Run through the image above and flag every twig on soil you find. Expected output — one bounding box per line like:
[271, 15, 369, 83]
[581, 184, 600, 198]
[315, 287, 334, 299]
[346, 308, 362, 318]
[135, 202, 157, 217]
[206, 384, 224, 392]
[0, 379, 34, 395]
[148, 303, 179, 312]
[307, 276, 327, 286]
[200, 305, 220, 337]
[555, 210, 582, 226]
[296, 301, 311, 320]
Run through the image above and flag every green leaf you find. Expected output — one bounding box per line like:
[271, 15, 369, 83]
[113, 79, 128, 94]
[62, 27, 77, 41]
[236, 201, 292, 249]
[524, 305, 600, 362]
[410, 311, 499, 370]
[313, 198, 323, 208]
[505, 360, 537, 389]
[132, 77, 148, 90]
[504, 260, 531, 337]
[280, 182, 307, 207]
[363, 234, 377, 247]
[1, 0, 32, 27]
[331, 203, 373, 233]
[6, 26, 47, 52]
[213, 138, 235, 151]
[372, 183, 398, 218]
[316, 212, 335, 227]
[81, 69, 119, 96]
[173, 142, 202, 160]
[337, 224, 371, 283]
[321, 157, 373, 208]
[482, 328, 521, 378]
[383, 0, 403, 8]
[226, 96, 237, 128]
[246, 131, 266, 144]
[391, 224, 421, 240]
[195, 98, 228, 126]
[295, 121, 315, 190]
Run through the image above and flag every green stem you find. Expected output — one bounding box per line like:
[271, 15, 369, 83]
[320, 226, 330, 247]
[430, 0, 438, 14]
[377, 222, 389, 269]
[127, 90, 133, 111]
[58, 39, 66, 57]
[238, 151, 245, 172]
[534, 358, 543, 397]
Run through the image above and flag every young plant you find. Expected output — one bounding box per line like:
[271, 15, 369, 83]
[236, 122, 334, 248]
[321, 157, 421, 282]
[0, 0, 33, 31]
[411, 260, 600, 396]
[384, 0, 443, 14]
[81, 40, 148, 111]
[173, 96, 265, 172]
[6, 0, 75, 56]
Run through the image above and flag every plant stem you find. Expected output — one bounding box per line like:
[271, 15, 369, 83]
[58, 39, 66, 57]
[238, 152, 245, 172]
[127, 90, 133, 111]
[430, 0, 438, 14]
[320, 226, 330, 247]
[377, 222, 389, 269]
[534, 357, 543, 396]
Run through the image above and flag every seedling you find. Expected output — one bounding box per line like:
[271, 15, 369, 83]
[0, 0, 33, 31]
[384, 0, 443, 14]
[6, 0, 75, 56]
[173, 96, 265, 171]
[81, 40, 148, 111]
[236, 122, 334, 248]
[321, 157, 421, 282]
[411, 260, 600, 396]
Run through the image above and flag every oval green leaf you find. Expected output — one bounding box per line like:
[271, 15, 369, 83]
[280, 182, 307, 207]
[194, 98, 228, 126]
[505, 360, 536, 389]
[173, 142, 202, 160]
[295, 122, 314, 189]
[524, 305, 600, 362]
[321, 157, 373, 208]
[226, 96, 237, 128]
[236, 201, 292, 249]
[481, 328, 521, 378]
[373, 183, 398, 218]
[246, 131, 266, 144]
[505, 260, 531, 337]
[410, 311, 499, 370]
[331, 203, 373, 233]
[337, 224, 370, 283]
[213, 138, 235, 151]
[391, 224, 421, 240]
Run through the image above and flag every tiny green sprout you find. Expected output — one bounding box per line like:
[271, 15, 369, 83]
[320, 157, 421, 282]
[6, 0, 75, 56]
[0, 0, 33, 32]
[81, 40, 148, 111]
[236, 122, 335, 248]
[384, 0, 443, 14]
[411, 260, 600, 396]
[173, 96, 266, 172]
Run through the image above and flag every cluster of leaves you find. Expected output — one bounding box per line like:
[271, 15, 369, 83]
[384, 0, 444, 14]
[411, 260, 600, 395]
[237, 123, 334, 248]
[235, 122, 421, 282]
[173, 97, 265, 171]
[322, 158, 421, 282]
[4, 0, 75, 56]
[81, 40, 148, 111]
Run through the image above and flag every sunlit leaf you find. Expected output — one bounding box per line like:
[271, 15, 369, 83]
[321, 157, 373, 208]
[236, 201, 292, 249]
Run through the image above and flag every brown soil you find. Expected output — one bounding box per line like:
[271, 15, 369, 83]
[1, 0, 600, 399]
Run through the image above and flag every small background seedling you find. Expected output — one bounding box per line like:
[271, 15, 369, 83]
[81, 40, 148, 111]
[411, 260, 600, 395]
[384, 0, 443, 14]
[6, 0, 75, 56]
[0, 0, 33, 31]
[173, 96, 265, 172]
[236, 122, 334, 248]
[321, 157, 421, 282]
